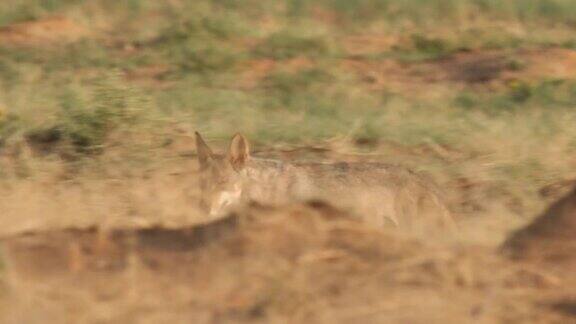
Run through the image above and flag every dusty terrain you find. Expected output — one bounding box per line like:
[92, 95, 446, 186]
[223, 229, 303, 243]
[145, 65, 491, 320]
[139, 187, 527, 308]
[0, 196, 575, 323]
[1, 1, 576, 323]
[0, 155, 574, 323]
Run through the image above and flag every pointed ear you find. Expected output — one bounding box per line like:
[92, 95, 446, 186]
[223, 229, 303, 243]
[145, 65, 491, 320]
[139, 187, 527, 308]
[195, 132, 214, 169]
[228, 133, 250, 171]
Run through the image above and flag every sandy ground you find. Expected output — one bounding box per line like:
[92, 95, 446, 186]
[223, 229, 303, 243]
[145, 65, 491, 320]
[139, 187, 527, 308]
[0, 173, 574, 323]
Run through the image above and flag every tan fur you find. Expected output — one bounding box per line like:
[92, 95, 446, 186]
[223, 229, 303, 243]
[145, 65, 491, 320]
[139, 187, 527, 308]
[195, 132, 456, 234]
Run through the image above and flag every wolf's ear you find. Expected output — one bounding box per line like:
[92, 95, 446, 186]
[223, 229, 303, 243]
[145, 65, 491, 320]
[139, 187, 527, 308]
[228, 133, 250, 171]
[195, 132, 214, 169]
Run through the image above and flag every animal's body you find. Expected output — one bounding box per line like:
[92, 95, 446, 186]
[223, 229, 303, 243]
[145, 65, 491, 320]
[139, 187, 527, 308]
[196, 132, 455, 233]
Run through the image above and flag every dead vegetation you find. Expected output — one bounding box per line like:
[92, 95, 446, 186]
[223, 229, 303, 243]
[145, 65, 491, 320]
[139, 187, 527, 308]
[0, 197, 574, 323]
[1, 0, 576, 323]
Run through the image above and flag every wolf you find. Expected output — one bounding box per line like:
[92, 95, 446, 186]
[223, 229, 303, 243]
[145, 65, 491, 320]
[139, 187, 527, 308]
[195, 132, 456, 233]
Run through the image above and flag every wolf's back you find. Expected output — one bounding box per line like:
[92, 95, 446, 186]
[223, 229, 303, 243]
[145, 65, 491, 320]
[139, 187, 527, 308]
[285, 162, 456, 234]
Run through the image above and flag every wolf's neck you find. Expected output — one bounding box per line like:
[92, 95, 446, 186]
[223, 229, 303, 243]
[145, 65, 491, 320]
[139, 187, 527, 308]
[241, 158, 296, 202]
[244, 158, 289, 180]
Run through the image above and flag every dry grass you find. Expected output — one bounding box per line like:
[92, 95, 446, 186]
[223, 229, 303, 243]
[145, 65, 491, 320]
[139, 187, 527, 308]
[0, 200, 574, 323]
[0, 152, 573, 322]
[0, 0, 576, 322]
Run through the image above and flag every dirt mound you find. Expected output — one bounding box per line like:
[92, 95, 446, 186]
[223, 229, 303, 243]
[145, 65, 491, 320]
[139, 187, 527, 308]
[2, 201, 574, 323]
[0, 16, 87, 47]
[502, 185, 576, 267]
[2, 213, 239, 277]
[2, 201, 417, 279]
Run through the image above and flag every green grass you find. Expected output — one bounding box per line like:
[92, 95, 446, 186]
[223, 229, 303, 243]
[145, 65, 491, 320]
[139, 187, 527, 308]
[1, 0, 575, 143]
[291, 0, 576, 26]
[253, 30, 340, 60]
[455, 79, 576, 113]
[0, 0, 82, 25]
[0, 0, 576, 220]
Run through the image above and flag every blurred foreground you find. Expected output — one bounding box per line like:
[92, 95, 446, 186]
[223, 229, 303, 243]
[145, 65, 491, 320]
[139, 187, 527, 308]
[0, 196, 574, 323]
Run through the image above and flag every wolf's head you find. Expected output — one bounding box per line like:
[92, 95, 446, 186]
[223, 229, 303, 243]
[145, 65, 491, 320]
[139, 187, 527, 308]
[195, 132, 250, 217]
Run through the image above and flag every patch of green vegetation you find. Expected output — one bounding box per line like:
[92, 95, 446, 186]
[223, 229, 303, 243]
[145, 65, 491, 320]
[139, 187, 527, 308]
[262, 68, 336, 106]
[0, 113, 23, 146]
[0, 57, 22, 87]
[253, 30, 339, 60]
[387, 34, 463, 62]
[505, 57, 527, 72]
[0, 0, 82, 25]
[169, 41, 242, 75]
[289, 0, 576, 26]
[157, 15, 247, 44]
[0, 41, 118, 75]
[27, 74, 151, 155]
[357, 30, 532, 63]
[47, 41, 117, 71]
[411, 34, 454, 57]
[154, 16, 248, 76]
